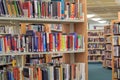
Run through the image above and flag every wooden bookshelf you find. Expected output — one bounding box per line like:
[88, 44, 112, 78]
[103, 25, 113, 69]
[88, 29, 105, 63]
[111, 20, 120, 80]
[0, 0, 88, 80]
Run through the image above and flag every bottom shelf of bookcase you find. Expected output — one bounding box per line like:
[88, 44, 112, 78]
[88, 60, 103, 62]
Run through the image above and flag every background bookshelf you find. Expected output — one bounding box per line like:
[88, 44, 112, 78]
[103, 25, 113, 69]
[0, 0, 88, 80]
[88, 29, 105, 63]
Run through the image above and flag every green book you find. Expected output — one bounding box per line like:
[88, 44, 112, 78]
[13, 1, 19, 17]
[37, 1, 41, 18]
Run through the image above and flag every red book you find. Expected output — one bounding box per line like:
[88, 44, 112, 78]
[71, 64, 75, 80]
[13, 67, 20, 80]
[3, 36, 7, 52]
[57, 33, 61, 51]
[14, 37, 17, 51]
[38, 67, 42, 80]
[42, 2, 45, 18]
[76, 36, 78, 50]
[66, 35, 69, 51]
[49, 33, 53, 51]
[70, 35, 73, 50]
[23, 1, 31, 18]
[57, 2, 61, 18]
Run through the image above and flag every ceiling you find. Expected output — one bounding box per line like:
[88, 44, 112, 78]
[87, 0, 120, 22]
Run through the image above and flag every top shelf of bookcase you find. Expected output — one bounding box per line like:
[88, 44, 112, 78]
[0, 17, 84, 24]
[0, 49, 85, 56]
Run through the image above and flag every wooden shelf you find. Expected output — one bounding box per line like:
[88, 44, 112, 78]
[88, 60, 103, 62]
[0, 17, 84, 24]
[88, 54, 104, 56]
[88, 30, 104, 32]
[105, 50, 112, 52]
[88, 42, 104, 44]
[104, 33, 112, 36]
[0, 49, 85, 56]
[106, 58, 112, 60]
[114, 34, 120, 35]
[88, 48, 105, 50]
[105, 42, 112, 44]
[0, 63, 12, 66]
[88, 36, 104, 38]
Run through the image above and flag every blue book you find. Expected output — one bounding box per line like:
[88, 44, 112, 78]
[61, 0, 64, 19]
[43, 32, 46, 52]
[11, 72, 14, 80]
[34, 35, 38, 52]
[53, 33, 58, 51]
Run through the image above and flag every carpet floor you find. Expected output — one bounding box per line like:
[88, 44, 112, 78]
[88, 63, 112, 80]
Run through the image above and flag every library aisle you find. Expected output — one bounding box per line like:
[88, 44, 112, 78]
[88, 63, 112, 80]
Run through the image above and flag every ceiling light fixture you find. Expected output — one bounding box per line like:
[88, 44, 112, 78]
[98, 20, 107, 23]
[91, 18, 101, 21]
[87, 14, 95, 18]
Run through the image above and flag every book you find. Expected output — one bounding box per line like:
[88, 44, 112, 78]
[0, 0, 83, 20]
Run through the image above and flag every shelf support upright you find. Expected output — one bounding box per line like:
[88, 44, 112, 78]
[70, 23, 75, 64]
[14, 22, 24, 80]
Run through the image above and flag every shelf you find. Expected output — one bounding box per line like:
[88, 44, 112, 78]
[52, 56, 63, 59]
[114, 45, 120, 46]
[88, 30, 104, 32]
[88, 42, 104, 44]
[114, 34, 120, 35]
[0, 17, 84, 24]
[106, 58, 112, 60]
[88, 36, 104, 38]
[88, 60, 103, 62]
[88, 48, 105, 50]
[105, 42, 112, 44]
[104, 33, 112, 36]
[88, 54, 104, 56]
[0, 49, 85, 56]
[107, 66, 112, 68]
[0, 63, 11, 66]
[0, 33, 11, 35]
[105, 50, 112, 52]
[114, 56, 120, 58]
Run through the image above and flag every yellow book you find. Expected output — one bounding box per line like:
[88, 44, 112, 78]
[6, 0, 12, 16]
[11, 3, 17, 17]
[60, 65, 63, 80]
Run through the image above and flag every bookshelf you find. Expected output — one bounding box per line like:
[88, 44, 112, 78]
[0, 0, 88, 80]
[103, 25, 113, 69]
[112, 20, 120, 80]
[88, 29, 105, 63]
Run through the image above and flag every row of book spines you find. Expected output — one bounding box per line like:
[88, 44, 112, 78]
[0, 56, 11, 63]
[114, 46, 120, 56]
[0, 63, 85, 80]
[113, 23, 120, 34]
[113, 37, 120, 45]
[0, 33, 84, 53]
[1, 0, 83, 19]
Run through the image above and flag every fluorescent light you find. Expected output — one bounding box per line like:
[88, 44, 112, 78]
[87, 14, 95, 18]
[91, 18, 101, 21]
[98, 21, 107, 23]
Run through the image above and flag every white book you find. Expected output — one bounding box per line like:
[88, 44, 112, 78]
[34, 0, 38, 18]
